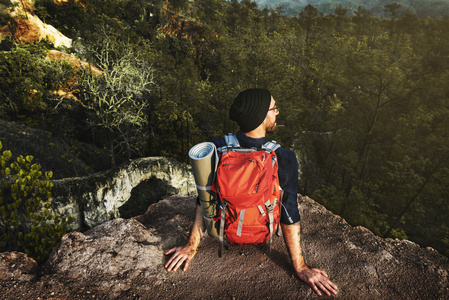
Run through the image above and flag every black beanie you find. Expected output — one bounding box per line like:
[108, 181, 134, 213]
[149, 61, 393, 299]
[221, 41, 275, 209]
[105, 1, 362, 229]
[229, 88, 272, 133]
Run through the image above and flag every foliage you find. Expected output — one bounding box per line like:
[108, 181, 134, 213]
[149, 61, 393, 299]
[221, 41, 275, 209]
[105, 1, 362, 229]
[80, 37, 155, 166]
[0, 41, 74, 123]
[0, 141, 74, 263]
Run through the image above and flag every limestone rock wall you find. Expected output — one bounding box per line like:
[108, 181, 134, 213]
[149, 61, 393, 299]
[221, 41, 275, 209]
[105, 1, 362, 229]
[50, 157, 196, 230]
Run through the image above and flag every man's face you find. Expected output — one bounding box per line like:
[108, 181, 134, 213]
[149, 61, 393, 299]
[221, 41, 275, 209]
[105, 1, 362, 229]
[264, 97, 279, 133]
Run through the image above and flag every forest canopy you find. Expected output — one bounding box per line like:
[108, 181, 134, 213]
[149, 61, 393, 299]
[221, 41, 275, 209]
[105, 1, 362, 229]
[1, 0, 449, 258]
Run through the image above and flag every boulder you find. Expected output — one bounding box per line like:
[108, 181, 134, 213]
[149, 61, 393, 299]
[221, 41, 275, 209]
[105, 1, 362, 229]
[1, 194, 448, 299]
[0, 252, 38, 282]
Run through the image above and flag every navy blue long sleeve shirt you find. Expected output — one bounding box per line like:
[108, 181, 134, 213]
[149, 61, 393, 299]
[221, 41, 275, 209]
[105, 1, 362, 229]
[211, 131, 300, 225]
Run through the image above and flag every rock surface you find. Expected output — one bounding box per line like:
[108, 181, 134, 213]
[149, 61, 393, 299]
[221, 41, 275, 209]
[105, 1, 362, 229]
[0, 0, 72, 48]
[1, 194, 448, 299]
[0, 252, 38, 282]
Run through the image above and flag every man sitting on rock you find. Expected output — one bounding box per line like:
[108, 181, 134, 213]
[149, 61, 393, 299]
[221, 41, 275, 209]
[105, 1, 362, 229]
[164, 88, 338, 296]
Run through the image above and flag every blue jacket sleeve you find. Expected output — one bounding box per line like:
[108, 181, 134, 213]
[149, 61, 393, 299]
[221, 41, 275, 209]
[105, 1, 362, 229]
[276, 147, 301, 225]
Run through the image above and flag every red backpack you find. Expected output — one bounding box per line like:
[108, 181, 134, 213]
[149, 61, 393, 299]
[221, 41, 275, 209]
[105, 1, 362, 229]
[211, 134, 282, 256]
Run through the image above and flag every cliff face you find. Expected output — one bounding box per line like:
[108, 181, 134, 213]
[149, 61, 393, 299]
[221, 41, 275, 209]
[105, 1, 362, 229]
[0, 0, 72, 48]
[1, 194, 448, 299]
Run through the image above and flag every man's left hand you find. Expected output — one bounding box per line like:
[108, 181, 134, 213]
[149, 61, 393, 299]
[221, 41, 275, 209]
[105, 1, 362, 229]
[297, 267, 338, 296]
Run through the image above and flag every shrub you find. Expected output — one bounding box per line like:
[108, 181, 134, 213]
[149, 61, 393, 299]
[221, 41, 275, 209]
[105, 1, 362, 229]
[0, 42, 74, 122]
[0, 140, 74, 263]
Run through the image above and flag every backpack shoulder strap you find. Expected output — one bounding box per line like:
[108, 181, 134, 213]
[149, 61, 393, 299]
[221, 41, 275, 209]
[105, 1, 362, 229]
[263, 140, 281, 152]
[224, 133, 240, 148]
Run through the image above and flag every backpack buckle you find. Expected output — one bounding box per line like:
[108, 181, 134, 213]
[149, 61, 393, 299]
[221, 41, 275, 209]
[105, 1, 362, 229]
[220, 200, 228, 210]
[265, 199, 276, 213]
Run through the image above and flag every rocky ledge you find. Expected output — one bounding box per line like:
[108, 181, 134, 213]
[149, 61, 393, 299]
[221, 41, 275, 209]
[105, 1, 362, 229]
[1, 194, 448, 299]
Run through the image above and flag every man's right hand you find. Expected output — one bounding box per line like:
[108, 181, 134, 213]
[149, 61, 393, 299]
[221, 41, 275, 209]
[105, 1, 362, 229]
[164, 245, 197, 272]
[165, 205, 204, 272]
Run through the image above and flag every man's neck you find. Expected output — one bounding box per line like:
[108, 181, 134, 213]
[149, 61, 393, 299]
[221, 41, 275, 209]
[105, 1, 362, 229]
[243, 126, 266, 139]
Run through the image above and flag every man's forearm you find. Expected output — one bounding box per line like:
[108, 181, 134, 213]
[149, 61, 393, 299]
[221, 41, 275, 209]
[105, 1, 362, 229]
[187, 204, 205, 249]
[281, 222, 338, 296]
[164, 204, 205, 272]
[281, 222, 307, 272]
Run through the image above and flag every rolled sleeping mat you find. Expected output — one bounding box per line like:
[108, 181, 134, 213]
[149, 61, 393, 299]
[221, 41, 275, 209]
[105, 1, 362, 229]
[189, 142, 219, 238]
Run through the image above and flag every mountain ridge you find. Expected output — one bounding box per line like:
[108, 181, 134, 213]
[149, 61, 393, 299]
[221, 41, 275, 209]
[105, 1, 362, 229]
[254, 0, 449, 18]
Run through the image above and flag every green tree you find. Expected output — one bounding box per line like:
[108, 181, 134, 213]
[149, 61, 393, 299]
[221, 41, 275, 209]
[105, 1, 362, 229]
[384, 3, 402, 20]
[151, 34, 218, 161]
[384, 3, 402, 35]
[352, 6, 372, 36]
[299, 4, 319, 48]
[334, 4, 347, 18]
[81, 38, 155, 166]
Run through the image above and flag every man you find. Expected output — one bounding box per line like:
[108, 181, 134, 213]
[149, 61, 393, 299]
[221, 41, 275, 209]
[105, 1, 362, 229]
[165, 88, 338, 296]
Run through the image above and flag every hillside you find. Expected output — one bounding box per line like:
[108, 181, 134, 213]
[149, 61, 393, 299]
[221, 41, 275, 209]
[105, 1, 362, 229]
[255, 0, 449, 17]
[0, 0, 72, 47]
